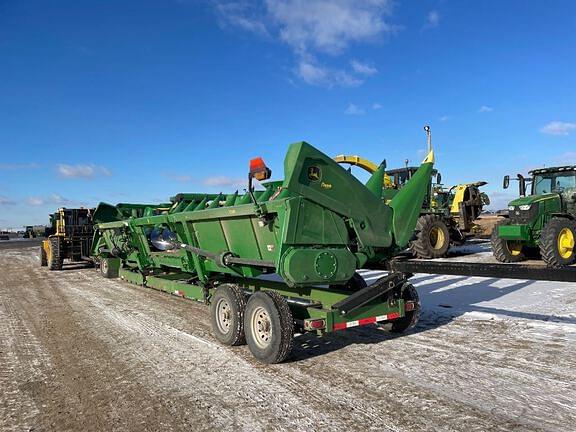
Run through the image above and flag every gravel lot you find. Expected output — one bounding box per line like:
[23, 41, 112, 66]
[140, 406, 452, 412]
[1, 245, 575, 431]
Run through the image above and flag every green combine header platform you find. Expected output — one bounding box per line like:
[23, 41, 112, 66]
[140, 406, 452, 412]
[92, 138, 435, 363]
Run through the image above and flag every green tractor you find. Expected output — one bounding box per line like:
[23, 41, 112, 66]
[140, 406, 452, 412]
[492, 166, 576, 267]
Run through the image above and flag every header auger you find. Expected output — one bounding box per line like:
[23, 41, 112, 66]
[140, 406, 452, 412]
[91, 134, 435, 363]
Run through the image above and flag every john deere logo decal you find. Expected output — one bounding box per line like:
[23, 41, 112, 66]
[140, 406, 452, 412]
[308, 166, 322, 181]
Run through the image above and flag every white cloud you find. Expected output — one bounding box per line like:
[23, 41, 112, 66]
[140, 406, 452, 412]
[372, 102, 382, 110]
[345, 103, 365, 115]
[216, 1, 269, 35]
[0, 195, 15, 205]
[426, 10, 440, 28]
[27, 197, 44, 206]
[57, 164, 112, 179]
[478, 105, 493, 113]
[27, 194, 78, 207]
[265, 0, 394, 54]
[216, 0, 394, 87]
[439, 115, 450, 122]
[351, 59, 377, 76]
[540, 121, 576, 136]
[203, 176, 246, 187]
[297, 59, 362, 87]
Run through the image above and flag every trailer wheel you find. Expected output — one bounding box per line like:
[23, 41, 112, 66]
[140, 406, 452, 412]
[540, 218, 576, 268]
[244, 291, 294, 364]
[491, 219, 525, 263]
[47, 237, 63, 270]
[389, 283, 420, 333]
[40, 245, 47, 267]
[210, 284, 247, 346]
[410, 215, 451, 259]
[99, 258, 119, 278]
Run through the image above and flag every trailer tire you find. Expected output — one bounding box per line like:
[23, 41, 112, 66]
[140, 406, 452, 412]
[40, 245, 47, 267]
[100, 258, 119, 279]
[244, 291, 294, 364]
[389, 283, 420, 333]
[47, 237, 63, 270]
[540, 218, 576, 268]
[410, 215, 451, 259]
[491, 219, 525, 263]
[210, 284, 247, 346]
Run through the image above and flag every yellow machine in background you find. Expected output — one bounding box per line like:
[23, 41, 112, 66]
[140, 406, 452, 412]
[335, 155, 489, 258]
[41, 207, 94, 270]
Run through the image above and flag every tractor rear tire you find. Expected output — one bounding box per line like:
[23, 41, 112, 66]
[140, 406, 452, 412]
[210, 284, 247, 346]
[47, 237, 63, 270]
[410, 215, 451, 259]
[389, 283, 421, 333]
[244, 291, 294, 364]
[99, 258, 119, 278]
[540, 218, 576, 268]
[491, 219, 525, 263]
[40, 245, 47, 267]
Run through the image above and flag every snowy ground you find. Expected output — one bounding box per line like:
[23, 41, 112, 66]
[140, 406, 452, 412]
[1, 245, 575, 431]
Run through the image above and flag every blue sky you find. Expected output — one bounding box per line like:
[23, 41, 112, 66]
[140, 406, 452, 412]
[1, 0, 575, 229]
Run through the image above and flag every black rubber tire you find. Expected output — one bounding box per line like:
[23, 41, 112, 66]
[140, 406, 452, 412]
[330, 272, 367, 291]
[40, 245, 47, 267]
[491, 219, 525, 263]
[410, 214, 451, 259]
[244, 291, 294, 364]
[99, 258, 119, 278]
[47, 237, 63, 270]
[539, 218, 576, 268]
[210, 284, 247, 346]
[390, 283, 420, 333]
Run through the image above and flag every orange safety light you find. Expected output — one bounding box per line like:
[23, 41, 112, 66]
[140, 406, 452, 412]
[249, 157, 272, 181]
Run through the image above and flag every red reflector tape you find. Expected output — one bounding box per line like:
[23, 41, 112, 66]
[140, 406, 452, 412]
[333, 312, 401, 331]
[333, 322, 347, 331]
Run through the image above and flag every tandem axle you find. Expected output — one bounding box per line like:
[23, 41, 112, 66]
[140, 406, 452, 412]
[100, 257, 419, 363]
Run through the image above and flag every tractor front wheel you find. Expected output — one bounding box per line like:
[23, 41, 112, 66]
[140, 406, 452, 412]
[540, 218, 576, 268]
[244, 291, 294, 364]
[410, 215, 451, 259]
[47, 237, 63, 270]
[491, 219, 525, 263]
[210, 284, 247, 346]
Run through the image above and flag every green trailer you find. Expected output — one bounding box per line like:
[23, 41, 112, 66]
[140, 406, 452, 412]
[91, 138, 435, 363]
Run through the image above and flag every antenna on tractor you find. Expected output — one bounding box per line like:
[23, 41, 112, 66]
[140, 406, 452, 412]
[424, 125, 432, 153]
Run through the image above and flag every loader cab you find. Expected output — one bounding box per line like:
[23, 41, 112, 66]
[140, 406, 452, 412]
[46, 208, 94, 237]
[384, 167, 440, 209]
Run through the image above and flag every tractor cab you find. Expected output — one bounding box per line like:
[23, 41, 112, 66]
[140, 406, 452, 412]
[531, 167, 576, 213]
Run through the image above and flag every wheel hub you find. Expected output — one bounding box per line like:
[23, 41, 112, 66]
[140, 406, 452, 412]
[216, 299, 231, 334]
[558, 228, 575, 259]
[506, 241, 523, 256]
[430, 226, 446, 250]
[251, 306, 272, 349]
